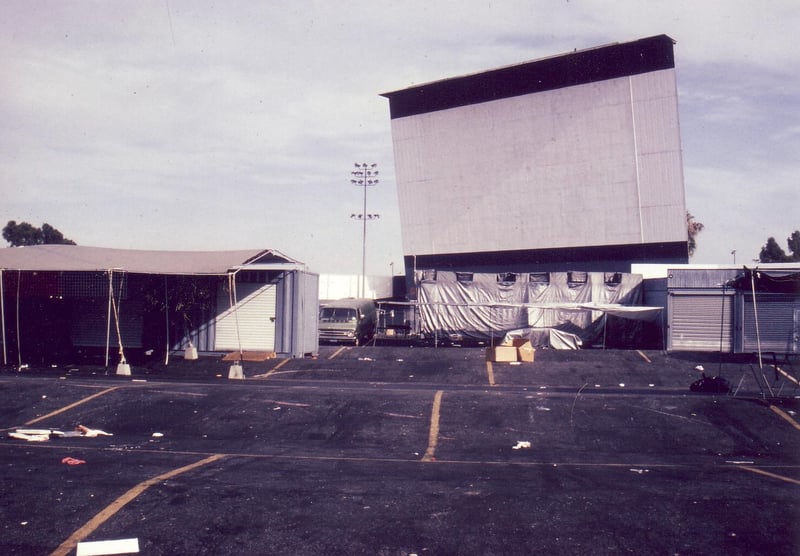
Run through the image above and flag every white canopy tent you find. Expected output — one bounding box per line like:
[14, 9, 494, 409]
[0, 245, 312, 367]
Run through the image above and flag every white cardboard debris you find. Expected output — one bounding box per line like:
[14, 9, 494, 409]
[76, 537, 140, 555]
[76, 425, 113, 437]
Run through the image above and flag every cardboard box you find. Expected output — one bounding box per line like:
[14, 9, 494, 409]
[514, 339, 536, 363]
[486, 345, 518, 362]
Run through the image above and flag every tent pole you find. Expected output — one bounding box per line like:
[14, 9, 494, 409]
[105, 270, 112, 368]
[0, 269, 6, 366]
[164, 275, 170, 365]
[750, 269, 773, 397]
[15, 270, 22, 368]
[751, 270, 763, 371]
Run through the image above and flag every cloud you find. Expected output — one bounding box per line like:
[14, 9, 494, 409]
[1, 1, 798, 274]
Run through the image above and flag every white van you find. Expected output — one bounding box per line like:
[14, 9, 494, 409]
[318, 298, 377, 346]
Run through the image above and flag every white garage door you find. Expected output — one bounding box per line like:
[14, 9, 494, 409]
[669, 293, 733, 352]
[214, 282, 276, 352]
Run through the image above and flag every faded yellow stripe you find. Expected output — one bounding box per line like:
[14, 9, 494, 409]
[636, 350, 651, 363]
[486, 361, 495, 387]
[738, 465, 800, 486]
[769, 405, 800, 432]
[422, 390, 444, 462]
[26, 387, 119, 426]
[261, 358, 290, 379]
[51, 454, 226, 556]
[772, 365, 799, 386]
[328, 346, 347, 360]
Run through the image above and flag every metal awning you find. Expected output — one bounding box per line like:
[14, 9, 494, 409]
[0, 245, 305, 275]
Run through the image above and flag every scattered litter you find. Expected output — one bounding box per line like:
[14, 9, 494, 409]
[648, 384, 655, 387]
[42, 395, 47, 399]
[15, 428, 52, 436]
[9, 425, 114, 441]
[62, 457, 86, 466]
[629, 468, 649, 474]
[619, 383, 625, 388]
[272, 406, 281, 411]
[151, 432, 164, 438]
[396, 359, 404, 362]
[52, 430, 83, 438]
[536, 406, 551, 411]
[539, 386, 547, 390]
[694, 365, 705, 372]
[725, 460, 754, 465]
[512, 441, 531, 450]
[8, 431, 49, 442]
[510, 361, 521, 366]
[594, 384, 601, 388]
[20, 521, 28, 526]
[76, 425, 113, 437]
[358, 357, 374, 361]
[76, 537, 139, 556]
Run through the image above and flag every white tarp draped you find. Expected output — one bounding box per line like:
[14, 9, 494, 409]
[416, 270, 661, 345]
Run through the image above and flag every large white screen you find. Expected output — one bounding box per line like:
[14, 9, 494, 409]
[390, 69, 686, 257]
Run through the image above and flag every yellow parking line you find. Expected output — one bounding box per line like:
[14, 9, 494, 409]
[772, 365, 799, 386]
[636, 350, 651, 363]
[422, 390, 444, 462]
[51, 454, 226, 556]
[737, 465, 800, 486]
[328, 346, 347, 360]
[486, 361, 496, 386]
[256, 358, 290, 379]
[26, 387, 119, 426]
[769, 405, 800, 432]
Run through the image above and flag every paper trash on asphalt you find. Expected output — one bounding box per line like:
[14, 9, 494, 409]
[76, 425, 113, 437]
[76, 537, 140, 555]
[512, 441, 532, 450]
[8, 430, 50, 442]
[8, 424, 113, 442]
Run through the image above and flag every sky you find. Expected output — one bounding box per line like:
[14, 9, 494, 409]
[2, 1, 798, 275]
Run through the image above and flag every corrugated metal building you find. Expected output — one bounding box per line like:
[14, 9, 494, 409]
[382, 35, 688, 276]
[0, 245, 318, 366]
[646, 265, 800, 354]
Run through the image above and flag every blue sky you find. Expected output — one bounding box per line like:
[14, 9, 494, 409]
[2, 1, 798, 274]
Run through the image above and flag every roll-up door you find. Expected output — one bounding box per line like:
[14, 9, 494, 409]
[215, 282, 276, 351]
[741, 296, 799, 353]
[669, 293, 733, 351]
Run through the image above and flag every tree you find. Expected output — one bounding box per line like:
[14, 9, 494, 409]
[787, 230, 800, 261]
[2, 220, 76, 246]
[759, 230, 800, 263]
[686, 211, 704, 258]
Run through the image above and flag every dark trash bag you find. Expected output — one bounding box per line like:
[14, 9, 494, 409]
[690, 374, 730, 393]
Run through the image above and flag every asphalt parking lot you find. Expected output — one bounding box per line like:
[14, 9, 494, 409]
[1, 346, 798, 555]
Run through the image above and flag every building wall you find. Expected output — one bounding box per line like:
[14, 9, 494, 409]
[384, 36, 687, 274]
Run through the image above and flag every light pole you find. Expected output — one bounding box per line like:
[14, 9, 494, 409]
[350, 162, 379, 298]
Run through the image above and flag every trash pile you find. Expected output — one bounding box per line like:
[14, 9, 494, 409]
[7, 425, 113, 442]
